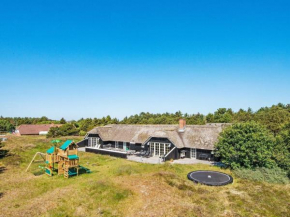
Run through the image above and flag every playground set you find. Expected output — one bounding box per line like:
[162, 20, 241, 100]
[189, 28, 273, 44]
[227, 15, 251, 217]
[26, 140, 90, 178]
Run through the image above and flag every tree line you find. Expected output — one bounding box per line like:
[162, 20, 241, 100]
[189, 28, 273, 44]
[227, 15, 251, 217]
[0, 103, 289, 136]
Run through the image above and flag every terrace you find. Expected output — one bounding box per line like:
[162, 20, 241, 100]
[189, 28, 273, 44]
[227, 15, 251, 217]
[84, 144, 150, 159]
[79, 145, 214, 165]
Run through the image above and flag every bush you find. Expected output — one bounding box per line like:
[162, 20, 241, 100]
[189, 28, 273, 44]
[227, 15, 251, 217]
[233, 167, 289, 184]
[274, 122, 290, 177]
[215, 122, 276, 169]
[46, 124, 79, 138]
[79, 130, 87, 136]
[0, 141, 9, 159]
[0, 120, 14, 132]
[0, 161, 6, 174]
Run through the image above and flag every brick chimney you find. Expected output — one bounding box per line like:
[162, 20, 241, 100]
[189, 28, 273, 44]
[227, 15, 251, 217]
[178, 119, 186, 132]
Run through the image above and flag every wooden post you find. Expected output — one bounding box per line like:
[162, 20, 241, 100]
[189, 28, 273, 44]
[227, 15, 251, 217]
[26, 152, 46, 172]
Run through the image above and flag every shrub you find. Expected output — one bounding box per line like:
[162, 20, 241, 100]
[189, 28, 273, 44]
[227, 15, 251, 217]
[46, 124, 79, 138]
[215, 122, 276, 169]
[0, 140, 9, 159]
[233, 167, 289, 184]
[274, 122, 290, 177]
[79, 130, 87, 136]
[0, 162, 6, 174]
[0, 120, 14, 132]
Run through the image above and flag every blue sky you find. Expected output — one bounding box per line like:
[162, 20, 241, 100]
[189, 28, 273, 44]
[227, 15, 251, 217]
[0, 0, 289, 120]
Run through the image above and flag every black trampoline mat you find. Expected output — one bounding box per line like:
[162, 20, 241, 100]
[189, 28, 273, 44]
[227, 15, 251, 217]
[187, 170, 233, 186]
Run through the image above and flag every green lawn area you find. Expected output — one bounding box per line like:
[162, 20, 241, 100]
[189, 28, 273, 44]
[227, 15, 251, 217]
[0, 136, 290, 217]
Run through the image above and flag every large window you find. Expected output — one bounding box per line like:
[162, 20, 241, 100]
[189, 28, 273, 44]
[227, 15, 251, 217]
[148, 142, 171, 156]
[88, 137, 100, 148]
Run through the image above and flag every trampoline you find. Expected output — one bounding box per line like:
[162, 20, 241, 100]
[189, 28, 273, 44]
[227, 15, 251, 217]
[187, 170, 233, 186]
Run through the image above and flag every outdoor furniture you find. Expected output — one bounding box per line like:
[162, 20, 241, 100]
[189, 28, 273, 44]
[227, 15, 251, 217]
[144, 150, 150, 157]
[140, 150, 146, 156]
[199, 153, 210, 161]
[127, 150, 136, 155]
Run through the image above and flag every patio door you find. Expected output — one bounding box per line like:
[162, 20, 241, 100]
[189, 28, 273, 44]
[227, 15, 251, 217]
[88, 138, 96, 147]
[154, 143, 160, 156]
[149, 142, 169, 156]
[190, 148, 197, 159]
[149, 143, 154, 155]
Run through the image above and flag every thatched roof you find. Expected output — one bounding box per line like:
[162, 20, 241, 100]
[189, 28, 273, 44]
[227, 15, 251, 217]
[88, 123, 230, 150]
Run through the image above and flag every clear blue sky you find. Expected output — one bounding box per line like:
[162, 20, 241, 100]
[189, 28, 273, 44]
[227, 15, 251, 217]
[1, 0, 289, 120]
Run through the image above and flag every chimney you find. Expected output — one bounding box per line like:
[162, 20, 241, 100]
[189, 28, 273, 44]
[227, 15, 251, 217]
[178, 119, 186, 132]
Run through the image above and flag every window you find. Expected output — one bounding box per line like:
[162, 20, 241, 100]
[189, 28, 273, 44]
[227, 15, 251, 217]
[126, 142, 130, 150]
[88, 137, 98, 147]
[148, 142, 172, 156]
[165, 144, 170, 154]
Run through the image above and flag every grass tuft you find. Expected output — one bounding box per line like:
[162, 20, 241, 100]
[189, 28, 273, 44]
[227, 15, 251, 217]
[115, 165, 137, 176]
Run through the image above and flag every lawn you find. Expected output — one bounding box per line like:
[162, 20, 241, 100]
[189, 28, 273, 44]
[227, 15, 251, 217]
[0, 136, 290, 217]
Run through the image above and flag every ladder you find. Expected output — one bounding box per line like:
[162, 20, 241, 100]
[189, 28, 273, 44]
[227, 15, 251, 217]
[64, 165, 69, 178]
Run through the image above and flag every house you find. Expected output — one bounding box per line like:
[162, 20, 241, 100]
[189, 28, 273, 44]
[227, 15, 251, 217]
[16, 124, 62, 135]
[78, 119, 230, 161]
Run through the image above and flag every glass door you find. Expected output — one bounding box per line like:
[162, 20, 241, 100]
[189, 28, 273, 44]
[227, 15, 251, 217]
[154, 143, 160, 156]
[149, 143, 154, 155]
[191, 148, 197, 159]
[160, 143, 165, 156]
[88, 138, 92, 147]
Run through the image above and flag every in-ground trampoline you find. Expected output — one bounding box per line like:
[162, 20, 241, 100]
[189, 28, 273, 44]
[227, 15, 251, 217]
[187, 170, 233, 186]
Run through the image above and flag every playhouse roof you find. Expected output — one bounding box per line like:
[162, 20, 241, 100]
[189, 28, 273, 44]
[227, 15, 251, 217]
[60, 140, 73, 150]
[47, 146, 55, 154]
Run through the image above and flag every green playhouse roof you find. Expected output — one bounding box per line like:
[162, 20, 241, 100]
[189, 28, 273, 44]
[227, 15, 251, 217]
[59, 140, 73, 150]
[47, 146, 55, 154]
[68, 155, 79, 160]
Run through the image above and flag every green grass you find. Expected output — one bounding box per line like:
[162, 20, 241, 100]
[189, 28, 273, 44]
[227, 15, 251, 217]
[233, 167, 290, 184]
[0, 135, 290, 217]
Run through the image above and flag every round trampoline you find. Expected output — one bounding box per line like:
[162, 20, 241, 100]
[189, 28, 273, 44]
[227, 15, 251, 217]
[187, 170, 233, 186]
